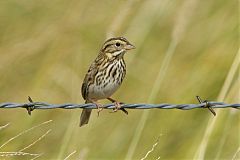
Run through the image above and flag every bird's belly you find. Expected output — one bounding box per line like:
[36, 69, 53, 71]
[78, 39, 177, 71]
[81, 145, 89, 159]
[88, 82, 120, 100]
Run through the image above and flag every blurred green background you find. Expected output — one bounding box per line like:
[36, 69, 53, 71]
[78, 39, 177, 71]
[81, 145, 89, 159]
[0, 0, 239, 159]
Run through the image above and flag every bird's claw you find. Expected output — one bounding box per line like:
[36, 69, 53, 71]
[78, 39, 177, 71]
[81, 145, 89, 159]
[110, 102, 122, 113]
[96, 104, 103, 117]
[97, 107, 103, 117]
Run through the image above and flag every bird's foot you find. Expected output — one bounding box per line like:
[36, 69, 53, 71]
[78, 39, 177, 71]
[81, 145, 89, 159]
[90, 100, 103, 117]
[107, 97, 128, 115]
[96, 103, 103, 117]
[110, 101, 122, 113]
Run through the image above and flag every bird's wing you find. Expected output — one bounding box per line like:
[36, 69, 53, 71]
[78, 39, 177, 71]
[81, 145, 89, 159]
[81, 55, 104, 100]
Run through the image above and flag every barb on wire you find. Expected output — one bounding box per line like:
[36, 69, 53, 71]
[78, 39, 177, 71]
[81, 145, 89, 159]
[196, 96, 216, 116]
[26, 96, 34, 115]
[0, 96, 239, 116]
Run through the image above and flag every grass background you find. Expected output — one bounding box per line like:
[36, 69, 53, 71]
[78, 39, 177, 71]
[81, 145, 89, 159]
[0, 0, 239, 159]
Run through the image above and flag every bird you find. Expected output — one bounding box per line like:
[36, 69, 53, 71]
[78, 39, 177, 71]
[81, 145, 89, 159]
[80, 37, 135, 127]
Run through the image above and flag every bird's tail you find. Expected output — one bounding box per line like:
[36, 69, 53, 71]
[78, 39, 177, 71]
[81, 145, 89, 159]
[79, 100, 92, 127]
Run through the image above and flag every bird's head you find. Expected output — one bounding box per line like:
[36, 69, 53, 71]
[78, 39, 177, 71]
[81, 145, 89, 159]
[100, 37, 135, 59]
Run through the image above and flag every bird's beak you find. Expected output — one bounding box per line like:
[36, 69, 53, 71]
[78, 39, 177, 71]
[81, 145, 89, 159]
[125, 44, 136, 50]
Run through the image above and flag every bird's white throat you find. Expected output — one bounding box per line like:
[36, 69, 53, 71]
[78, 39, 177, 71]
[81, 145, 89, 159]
[112, 49, 125, 57]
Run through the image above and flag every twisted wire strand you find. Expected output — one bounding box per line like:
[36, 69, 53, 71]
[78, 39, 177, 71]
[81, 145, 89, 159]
[0, 102, 239, 110]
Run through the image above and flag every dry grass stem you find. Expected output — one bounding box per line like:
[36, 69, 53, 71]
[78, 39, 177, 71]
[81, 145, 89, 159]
[63, 150, 77, 160]
[0, 120, 52, 149]
[218, 48, 240, 101]
[140, 136, 161, 160]
[30, 153, 43, 160]
[156, 156, 161, 160]
[18, 129, 52, 152]
[0, 123, 10, 131]
[232, 147, 240, 160]
[0, 151, 39, 157]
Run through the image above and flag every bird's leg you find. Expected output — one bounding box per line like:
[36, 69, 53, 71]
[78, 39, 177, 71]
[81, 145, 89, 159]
[107, 97, 121, 112]
[107, 97, 128, 115]
[89, 99, 103, 117]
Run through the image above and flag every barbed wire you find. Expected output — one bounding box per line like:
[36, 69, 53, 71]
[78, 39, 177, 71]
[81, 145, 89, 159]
[0, 96, 239, 116]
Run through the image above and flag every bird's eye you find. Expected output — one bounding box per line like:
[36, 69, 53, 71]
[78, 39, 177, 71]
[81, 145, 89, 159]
[115, 42, 120, 47]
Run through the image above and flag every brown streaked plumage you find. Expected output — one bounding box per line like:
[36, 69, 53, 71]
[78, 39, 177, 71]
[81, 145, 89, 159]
[80, 37, 135, 127]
